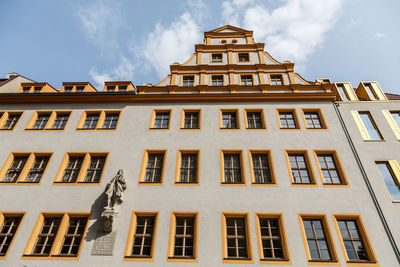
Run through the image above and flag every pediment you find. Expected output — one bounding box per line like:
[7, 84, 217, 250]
[209, 25, 250, 34]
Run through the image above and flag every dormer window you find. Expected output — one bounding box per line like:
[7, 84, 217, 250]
[33, 87, 42, 93]
[76, 86, 84, 93]
[212, 54, 223, 62]
[364, 83, 377, 100]
[119, 85, 127, 92]
[182, 76, 194, 87]
[270, 75, 283, 86]
[336, 84, 349, 101]
[22, 87, 30, 93]
[64, 86, 73, 93]
[238, 53, 249, 62]
[107, 86, 116, 92]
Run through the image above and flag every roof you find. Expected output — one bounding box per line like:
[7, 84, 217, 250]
[385, 93, 400, 100]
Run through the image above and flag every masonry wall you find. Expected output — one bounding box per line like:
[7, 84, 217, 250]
[0, 100, 398, 266]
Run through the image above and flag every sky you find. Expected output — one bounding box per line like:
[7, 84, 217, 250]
[1, 0, 400, 94]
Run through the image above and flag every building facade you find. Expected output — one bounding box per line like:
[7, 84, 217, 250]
[0, 25, 399, 266]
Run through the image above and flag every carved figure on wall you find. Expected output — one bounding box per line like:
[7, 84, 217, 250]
[101, 169, 127, 232]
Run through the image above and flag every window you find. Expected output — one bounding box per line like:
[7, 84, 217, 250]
[26, 111, 71, 131]
[124, 212, 158, 261]
[119, 85, 127, 92]
[376, 161, 400, 201]
[336, 84, 349, 101]
[351, 111, 383, 140]
[0, 153, 52, 184]
[181, 110, 200, 129]
[333, 215, 377, 264]
[106, 85, 116, 92]
[286, 151, 315, 185]
[278, 110, 299, 129]
[0, 213, 24, 258]
[249, 151, 274, 184]
[77, 110, 121, 130]
[22, 87, 30, 93]
[382, 110, 400, 140]
[302, 109, 326, 129]
[363, 83, 377, 100]
[182, 76, 194, 87]
[139, 150, 166, 184]
[212, 53, 223, 62]
[54, 153, 108, 184]
[211, 75, 224, 86]
[255, 214, 289, 262]
[33, 86, 42, 93]
[76, 86, 84, 93]
[270, 74, 283, 86]
[0, 112, 22, 130]
[222, 213, 252, 263]
[221, 151, 245, 184]
[176, 150, 199, 184]
[32, 113, 51, 130]
[238, 53, 249, 62]
[150, 110, 171, 129]
[64, 86, 73, 93]
[168, 212, 198, 262]
[23, 213, 89, 259]
[244, 110, 265, 129]
[220, 110, 240, 129]
[315, 151, 347, 185]
[299, 215, 337, 262]
[241, 75, 253, 86]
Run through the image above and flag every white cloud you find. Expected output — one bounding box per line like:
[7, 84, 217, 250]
[89, 56, 135, 89]
[140, 12, 203, 79]
[373, 32, 385, 38]
[222, 0, 344, 67]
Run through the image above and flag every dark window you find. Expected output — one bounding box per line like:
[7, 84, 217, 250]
[279, 112, 297, 129]
[289, 154, 311, 184]
[153, 112, 170, 129]
[52, 113, 70, 130]
[317, 154, 343, 184]
[182, 76, 194, 87]
[131, 216, 155, 257]
[33, 114, 50, 130]
[179, 153, 197, 183]
[33, 87, 42, 93]
[303, 219, 332, 260]
[76, 86, 84, 93]
[304, 112, 323, 129]
[222, 112, 238, 129]
[173, 217, 195, 258]
[119, 85, 127, 92]
[0, 215, 22, 256]
[183, 112, 199, 129]
[1, 114, 21, 130]
[102, 113, 119, 129]
[144, 153, 164, 183]
[212, 75, 224, 86]
[59, 217, 88, 256]
[226, 217, 248, 259]
[32, 217, 61, 256]
[212, 54, 223, 62]
[3, 156, 28, 182]
[62, 156, 84, 183]
[84, 156, 106, 182]
[270, 75, 283, 85]
[107, 86, 116, 92]
[64, 86, 73, 93]
[241, 75, 253, 86]
[251, 154, 272, 184]
[259, 218, 284, 259]
[22, 87, 30, 93]
[25, 156, 50, 183]
[83, 113, 100, 129]
[246, 111, 263, 129]
[223, 153, 242, 183]
[238, 53, 249, 62]
[338, 220, 370, 262]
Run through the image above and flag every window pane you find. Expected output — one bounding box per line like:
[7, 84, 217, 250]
[0, 216, 22, 256]
[377, 162, 400, 200]
[360, 113, 382, 140]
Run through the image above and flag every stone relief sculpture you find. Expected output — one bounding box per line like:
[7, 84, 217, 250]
[101, 169, 127, 232]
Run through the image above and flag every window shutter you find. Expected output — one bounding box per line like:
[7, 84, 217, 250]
[351, 111, 370, 140]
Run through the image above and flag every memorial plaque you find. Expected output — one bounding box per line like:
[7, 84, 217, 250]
[91, 231, 117, 256]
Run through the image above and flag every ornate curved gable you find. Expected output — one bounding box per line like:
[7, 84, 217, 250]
[136, 25, 333, 97]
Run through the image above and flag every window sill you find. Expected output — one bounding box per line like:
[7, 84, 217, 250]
[53, 181, 100, 185]
[22, 254, 79, 260]
[175, 182, 199, 186]
[251, 182, 277, 187]
[363, 139, 385, 142]
[291, 182, 318, 187]
[138, 181, 163, 186]
[220, 128, 241, 130]
[261, 258, 289, 262]
[149, 128, 170, 130]
[309, 259, 338, 262]
[124, 255, 154, 262]
[347, 260, 377, 264]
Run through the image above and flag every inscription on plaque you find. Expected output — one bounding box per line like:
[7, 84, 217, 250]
[91, 231, 117, 256]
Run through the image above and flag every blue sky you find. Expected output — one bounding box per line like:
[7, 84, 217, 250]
[1, 0, 399, 94]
